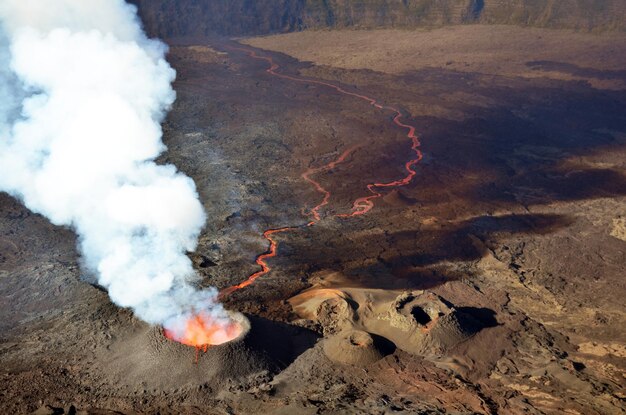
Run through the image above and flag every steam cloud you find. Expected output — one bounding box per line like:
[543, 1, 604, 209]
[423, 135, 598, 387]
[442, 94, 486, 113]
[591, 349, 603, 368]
[0, 0, 232, 333]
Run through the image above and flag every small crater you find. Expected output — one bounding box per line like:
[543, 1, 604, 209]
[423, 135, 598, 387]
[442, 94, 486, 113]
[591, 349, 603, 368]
[411, 306, 432, 326]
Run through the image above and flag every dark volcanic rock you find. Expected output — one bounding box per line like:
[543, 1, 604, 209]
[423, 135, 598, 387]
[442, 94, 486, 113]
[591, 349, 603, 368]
[129, 0, 626, 38]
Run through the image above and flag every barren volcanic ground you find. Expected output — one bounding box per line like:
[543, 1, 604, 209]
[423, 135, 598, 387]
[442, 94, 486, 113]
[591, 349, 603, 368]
[2, 26, 626, 414]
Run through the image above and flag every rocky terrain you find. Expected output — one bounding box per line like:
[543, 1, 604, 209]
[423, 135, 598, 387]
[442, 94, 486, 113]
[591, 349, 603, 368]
[130, 0, 626, 37]
[1, 22, 625, 415]
[244, 25, 626, 90]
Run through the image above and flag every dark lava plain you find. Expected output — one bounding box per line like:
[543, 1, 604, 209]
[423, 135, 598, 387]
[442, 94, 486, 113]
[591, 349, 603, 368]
[1, 32, 625, 414]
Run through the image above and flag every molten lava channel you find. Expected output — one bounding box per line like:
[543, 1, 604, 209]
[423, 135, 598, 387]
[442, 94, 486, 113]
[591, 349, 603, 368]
[218, 45, 423, 297]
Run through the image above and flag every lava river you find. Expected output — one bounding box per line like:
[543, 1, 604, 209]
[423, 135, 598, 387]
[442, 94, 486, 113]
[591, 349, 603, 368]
[219, 45, 424, 297]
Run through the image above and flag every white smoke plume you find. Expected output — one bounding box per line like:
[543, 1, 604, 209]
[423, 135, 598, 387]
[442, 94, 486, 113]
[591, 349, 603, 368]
[0, 0, 233, 333]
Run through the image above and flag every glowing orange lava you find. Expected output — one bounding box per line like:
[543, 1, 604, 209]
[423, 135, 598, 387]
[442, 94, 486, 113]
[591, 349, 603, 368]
[219, 227, 295, 298]
[301, 145, 360, 224]
[164, 312, 243, 349]
[219, 45, 424, 297]
[338, 112, 422, 217]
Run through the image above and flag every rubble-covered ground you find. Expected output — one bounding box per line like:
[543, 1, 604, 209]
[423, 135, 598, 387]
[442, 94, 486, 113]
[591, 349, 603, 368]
[1, 26, 625, 414]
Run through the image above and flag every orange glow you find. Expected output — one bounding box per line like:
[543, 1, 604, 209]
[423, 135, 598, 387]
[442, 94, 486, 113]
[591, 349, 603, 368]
[219, 227, 294, 298]
[220, 45, 423, 297]
[338, 112, 422, 217]
[301, 145, 360, 223]
[164, 313, 243, 348]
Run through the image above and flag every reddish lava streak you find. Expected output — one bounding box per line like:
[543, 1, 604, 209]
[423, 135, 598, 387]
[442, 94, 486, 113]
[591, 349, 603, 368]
[301, 145, 361, 224]
[338, 113, 422, 217]
[219, 45, 423, 297]
[219, 227, 295, 299]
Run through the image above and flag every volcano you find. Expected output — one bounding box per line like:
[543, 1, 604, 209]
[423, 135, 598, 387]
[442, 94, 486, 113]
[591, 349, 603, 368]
[1, 2, 626, 414]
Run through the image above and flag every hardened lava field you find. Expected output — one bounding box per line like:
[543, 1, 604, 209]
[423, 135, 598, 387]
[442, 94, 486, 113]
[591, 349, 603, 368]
[1, 24, 626, 415]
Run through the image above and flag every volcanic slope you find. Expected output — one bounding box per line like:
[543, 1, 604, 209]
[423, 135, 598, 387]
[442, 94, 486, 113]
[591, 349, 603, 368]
[0, 27, 625, 414]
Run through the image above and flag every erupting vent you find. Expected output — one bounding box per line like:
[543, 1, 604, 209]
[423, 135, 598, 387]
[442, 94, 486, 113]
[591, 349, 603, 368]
[163, 312, 248, 351]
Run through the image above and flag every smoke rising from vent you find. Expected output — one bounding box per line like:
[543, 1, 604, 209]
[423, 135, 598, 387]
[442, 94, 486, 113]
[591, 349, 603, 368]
[0, 0, 232, 333]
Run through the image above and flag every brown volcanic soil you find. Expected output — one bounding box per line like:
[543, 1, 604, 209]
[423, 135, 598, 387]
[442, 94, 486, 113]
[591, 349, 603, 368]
[1, 27, 626, 414]
[243, 26, 626, 90]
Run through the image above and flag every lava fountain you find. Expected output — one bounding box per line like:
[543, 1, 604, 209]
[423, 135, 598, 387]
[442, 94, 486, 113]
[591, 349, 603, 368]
[163, 311, 249, 356]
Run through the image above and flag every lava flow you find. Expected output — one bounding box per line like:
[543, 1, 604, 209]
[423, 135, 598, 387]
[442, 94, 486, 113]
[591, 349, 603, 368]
[339, 112, 422, 216]
[301, 145, 361, 224]
[219, 44, 423, 297]
[219, 227, 295, 299]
